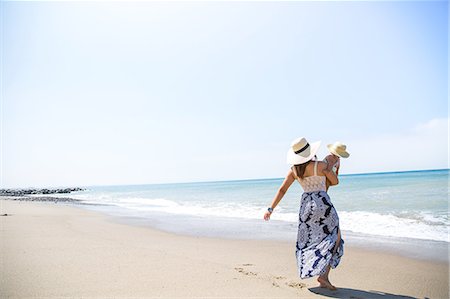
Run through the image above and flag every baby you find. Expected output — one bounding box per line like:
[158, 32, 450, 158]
[324, 142, 350, 190]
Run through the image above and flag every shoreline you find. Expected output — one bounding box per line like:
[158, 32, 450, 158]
[2, 196, 449, 264]
[76, 198, 449, 264]
[1, 199, 448, 298]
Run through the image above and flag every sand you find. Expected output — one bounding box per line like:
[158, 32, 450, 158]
[1, 199, 448, 298]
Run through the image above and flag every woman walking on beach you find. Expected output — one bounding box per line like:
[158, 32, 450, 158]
[264, 137, 344, 290]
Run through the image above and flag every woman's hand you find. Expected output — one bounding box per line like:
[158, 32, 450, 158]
[264, 210, 272, 221]
[323, 167, 339, 186]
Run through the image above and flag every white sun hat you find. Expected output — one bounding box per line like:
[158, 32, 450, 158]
[327, 142, 350, 158]
[286, 137, 321, 165]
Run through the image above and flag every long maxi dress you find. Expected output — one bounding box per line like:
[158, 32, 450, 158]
[295, 160, 344, 279]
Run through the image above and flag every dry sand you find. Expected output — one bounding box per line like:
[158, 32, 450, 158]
[1, 200, 448, 298]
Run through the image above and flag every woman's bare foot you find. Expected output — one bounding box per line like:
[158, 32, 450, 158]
[317, 277, 337, 291]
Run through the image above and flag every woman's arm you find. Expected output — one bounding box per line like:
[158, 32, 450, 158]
[322, 160, 339, 186]
[323, 168, 339, 185]
[264, 170, 296, 221]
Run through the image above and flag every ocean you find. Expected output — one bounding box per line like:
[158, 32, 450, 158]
[62, 169, 449, 261]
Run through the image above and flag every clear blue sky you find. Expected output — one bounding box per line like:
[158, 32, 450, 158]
[1, 0, 448, 188]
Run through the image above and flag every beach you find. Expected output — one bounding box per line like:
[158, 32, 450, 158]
[1, 199, 448, 299]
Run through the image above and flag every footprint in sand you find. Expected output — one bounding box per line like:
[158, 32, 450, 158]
[234, 267, 257, 277]
[234, 264, 305, 290]
[270, 276, 306, 290]
[286, 281, 306, 289]
[273, 275, 286, 280]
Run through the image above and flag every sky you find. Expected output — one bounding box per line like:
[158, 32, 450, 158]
[1, 0, 448, 188]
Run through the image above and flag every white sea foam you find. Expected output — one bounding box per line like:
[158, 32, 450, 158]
[116, 198, 265, 219]
[119, 197, 179, 207]
[338, 211, 449, 243]
[100, 196, 449, 243]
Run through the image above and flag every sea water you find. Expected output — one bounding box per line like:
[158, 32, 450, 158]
[67, 169, 449, 261]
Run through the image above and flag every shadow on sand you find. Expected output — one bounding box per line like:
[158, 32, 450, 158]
[309, 287, 421, 299]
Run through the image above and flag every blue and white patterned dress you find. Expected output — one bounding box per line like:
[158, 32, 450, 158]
[295, 161, 344, 279]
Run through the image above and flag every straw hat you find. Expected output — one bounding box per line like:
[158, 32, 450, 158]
[327, 142, 350, 158]
[286, 137, 321, 165]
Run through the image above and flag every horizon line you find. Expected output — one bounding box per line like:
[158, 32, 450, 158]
[2, 168, 448, 190]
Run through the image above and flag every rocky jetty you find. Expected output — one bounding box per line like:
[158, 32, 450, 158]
[3, 196, 83, 203]
[0, 187, 85, 197]
[0, 187, 86, 204]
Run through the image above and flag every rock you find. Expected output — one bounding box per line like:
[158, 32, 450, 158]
[3, 196, 82, 203]
[0, 187, 85, 197]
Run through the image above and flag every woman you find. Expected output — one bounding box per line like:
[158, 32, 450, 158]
[263, 137, 344, 291]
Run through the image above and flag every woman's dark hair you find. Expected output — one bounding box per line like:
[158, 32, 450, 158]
[292, 156, 316, 179]
[292, 162, 310, 179]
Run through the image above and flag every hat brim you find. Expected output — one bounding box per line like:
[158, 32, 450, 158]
[327, 144, 350, 158]
[287, 141, 321, 165]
